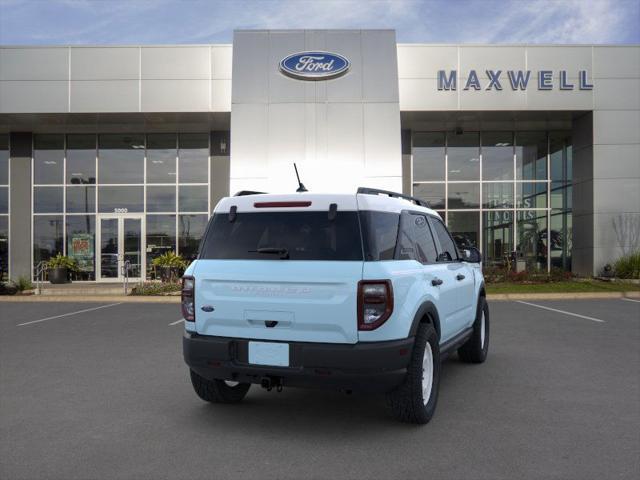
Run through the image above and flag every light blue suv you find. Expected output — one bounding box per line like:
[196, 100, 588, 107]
[182, 188, 489, 424]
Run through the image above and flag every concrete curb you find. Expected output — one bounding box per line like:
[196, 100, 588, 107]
[487, 291, 640, 301]
[0, 295, 180, 303]
[0, 291, 638, 303]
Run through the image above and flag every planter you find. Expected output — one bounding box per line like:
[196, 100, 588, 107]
[49, 267, 70, 284]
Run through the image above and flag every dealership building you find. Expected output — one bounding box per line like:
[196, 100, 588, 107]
[0, 30, 638, 282]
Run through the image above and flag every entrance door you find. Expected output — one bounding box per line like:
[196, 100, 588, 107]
[98, 216, 144, 281]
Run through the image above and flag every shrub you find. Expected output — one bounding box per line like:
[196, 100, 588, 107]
[613, 251, 640, 279]
[14, 276, 34, 291]
[47, 253, 79, 272]
[130, 281, 181, 296]
[151, 252, 187, 282]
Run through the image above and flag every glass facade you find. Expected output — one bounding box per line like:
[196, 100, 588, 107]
[0, 134, 8, 279]
[412, 131, 572, 271]
[32, 133, 211, 281]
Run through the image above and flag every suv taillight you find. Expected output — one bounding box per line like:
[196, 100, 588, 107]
[181, 276, 195, 322]
[358, 280, 393, 331]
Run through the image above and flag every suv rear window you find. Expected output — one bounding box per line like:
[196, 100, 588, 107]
[200, 211, 363, 261]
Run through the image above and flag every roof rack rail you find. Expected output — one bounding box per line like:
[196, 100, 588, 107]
[234, 190, 266, 196]
[356, 187, 430, 208]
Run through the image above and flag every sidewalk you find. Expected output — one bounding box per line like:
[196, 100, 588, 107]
[1, 291, 639, 303]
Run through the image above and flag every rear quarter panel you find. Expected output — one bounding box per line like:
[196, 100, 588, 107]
[358, 260, 439, 342]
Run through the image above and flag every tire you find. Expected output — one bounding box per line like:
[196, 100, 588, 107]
[387, 322, 440, 424]
[189, 369, 251, 404]
[458, 296, 489, 364]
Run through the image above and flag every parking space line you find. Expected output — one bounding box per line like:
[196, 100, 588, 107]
[621, 298, 640, 304]
[17, 303, 122, 327]
[516, 301, 605, 323]
[169, 319, 185, 326]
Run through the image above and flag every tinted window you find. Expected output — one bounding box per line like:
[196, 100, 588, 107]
[360, 211, 399, 261]
[430, 217, 458, 262]
[98, 134, 144, 184]
[201, 211, 362, 261]
[396, 212, 438, 264]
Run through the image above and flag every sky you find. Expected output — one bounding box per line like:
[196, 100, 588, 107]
[0, 0, 638, 45]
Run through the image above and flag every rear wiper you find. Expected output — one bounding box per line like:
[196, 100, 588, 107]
[249, 247, 290, 259]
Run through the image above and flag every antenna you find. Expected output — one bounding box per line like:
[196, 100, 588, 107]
[294, 163, 308, 192]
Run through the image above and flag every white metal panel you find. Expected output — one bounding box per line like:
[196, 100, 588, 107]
[268, 31, 306, 103]
[211, 46, 232, 79]
[325, 31, 363, 103]
[0, 47, 69, 80]
[211, 79, 232, 112]
[527, 86, 593, 110]
[141, 79, 209, 112]
[593, 46, 640, 78]
[232, 31, 269, 104]
[593, 144, 640, 179]
[362, 30, 399, 102]
[0, 81, 68, 113]
[594, 78, 640, 110]
[141, 46, 209, 79]
[70, 80, 139, 112]
[397, 45, 458, 79]
[593, 110, 640, 145]
[70, 47, 139, 80]
[230, 102, 269, 179]
[459, 81, 527, 110]
[459, 46, 526, 74]
[527, 46, 592, 73]
[398, 78, 457, 110]
[363, 103, 402, 177]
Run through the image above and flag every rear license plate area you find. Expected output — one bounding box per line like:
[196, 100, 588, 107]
[248, 341, 290, 367]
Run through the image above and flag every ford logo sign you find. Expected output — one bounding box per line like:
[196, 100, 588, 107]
[279, 51, 350, 81]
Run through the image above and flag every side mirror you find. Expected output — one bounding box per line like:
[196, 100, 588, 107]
[462, 247, 482, 263]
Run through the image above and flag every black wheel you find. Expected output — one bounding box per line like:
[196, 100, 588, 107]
[458, 296, 489, 364]
[387, 322, 440, 424]
[189, 369, 251, 404]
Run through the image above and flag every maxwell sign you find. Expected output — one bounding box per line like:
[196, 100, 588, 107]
[279, 52, 350, 80]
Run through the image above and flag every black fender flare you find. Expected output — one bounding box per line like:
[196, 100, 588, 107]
[408, 301, 441, 340]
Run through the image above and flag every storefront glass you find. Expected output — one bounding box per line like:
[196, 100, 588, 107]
[32, 133, 212, 280]
[413, 130, 572, 272]
[0, 134, 8, 279]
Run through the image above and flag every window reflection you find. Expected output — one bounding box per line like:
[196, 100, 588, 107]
[516, 210, 547, 271]
[33, 215, 64, 267]
[66, 134, 96, 184]
[34, 186, 63, 213]
[516, 132, 547, 181]
[483, 182, 514, 209]
[448, 183, 480, 209]
[483, 211, 513, 267]
[448, 132, 479, 181]
[98, 134, 144, 184]
[447, 211, 479, 249]
[98, 186, 143, 213]
[66, 215, 95, 280]
[34, 135, 64, 185]
[147, 134, 177, 184]
[413, 183, 445, 209]
[482, 132, 514, 181]
[147, 185, 176, 212]
[0, 134, 8, 185]
[517, 183, 547, 209]
[146, 215, 176, 279]
[179, 185, 208, 212]
[178, 133, 209, 183]
[66, 186, 96, 213]
[413, 133, 445, 181]
[0, 216, 7, 280]
[0, 187, 7, 214]
[179, 214, 208, 262]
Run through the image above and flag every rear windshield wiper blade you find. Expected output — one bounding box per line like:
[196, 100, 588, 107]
[249, 247, 290, 259]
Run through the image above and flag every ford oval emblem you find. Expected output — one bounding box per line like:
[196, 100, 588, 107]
[279, 51, 350, 81]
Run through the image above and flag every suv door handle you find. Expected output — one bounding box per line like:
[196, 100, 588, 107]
[456, 274, 466, 281]
[431, 278, 443, 286]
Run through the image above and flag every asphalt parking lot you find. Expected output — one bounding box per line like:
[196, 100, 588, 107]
[1, 298, 638, 480]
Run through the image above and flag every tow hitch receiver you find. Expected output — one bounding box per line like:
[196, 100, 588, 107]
[260, 376, 283, 392]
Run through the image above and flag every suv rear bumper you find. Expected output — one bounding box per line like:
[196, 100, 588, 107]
[183, 332, 414, 393]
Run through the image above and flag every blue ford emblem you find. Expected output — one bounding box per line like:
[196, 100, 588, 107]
[279, 51, 350, 81]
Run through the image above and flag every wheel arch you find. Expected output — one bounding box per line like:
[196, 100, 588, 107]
[408, 301, 441, 341]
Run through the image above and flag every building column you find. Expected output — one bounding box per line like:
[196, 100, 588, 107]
[9, 132, 32, 280]
[210, 131, 230, 208]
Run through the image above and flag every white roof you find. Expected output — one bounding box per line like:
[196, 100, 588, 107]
[214, 191, 439, 216]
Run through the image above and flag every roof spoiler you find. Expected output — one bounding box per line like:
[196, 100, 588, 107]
[234, 190, 267, 196]
[357, 187, 430, 208]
